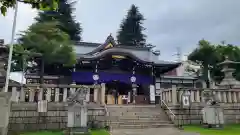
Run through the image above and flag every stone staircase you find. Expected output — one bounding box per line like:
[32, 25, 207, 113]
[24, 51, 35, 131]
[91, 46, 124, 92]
[106, 105, 174, 129]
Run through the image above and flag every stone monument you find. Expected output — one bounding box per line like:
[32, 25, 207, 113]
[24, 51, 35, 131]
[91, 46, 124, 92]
[0, 92, 11, 135]
[67, 85, 89, 135]
[202, 90, 224, 129]
[217, 56, 240, 88]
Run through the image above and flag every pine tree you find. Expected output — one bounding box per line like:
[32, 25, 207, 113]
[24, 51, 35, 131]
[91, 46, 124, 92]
[35, 0, 82, 41]
[117, 4, 146, 46]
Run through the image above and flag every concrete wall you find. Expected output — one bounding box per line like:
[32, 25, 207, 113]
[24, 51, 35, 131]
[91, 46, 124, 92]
[8, 103, 106, 133]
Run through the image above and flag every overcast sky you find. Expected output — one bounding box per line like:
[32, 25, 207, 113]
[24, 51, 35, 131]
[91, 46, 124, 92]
[0, 0, 240, 61]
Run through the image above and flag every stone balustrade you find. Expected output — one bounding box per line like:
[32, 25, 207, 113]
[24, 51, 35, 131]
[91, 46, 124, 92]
[161, 86, 240, 105]
[160, 86, 240, 125]
[8, 84, 105, 104]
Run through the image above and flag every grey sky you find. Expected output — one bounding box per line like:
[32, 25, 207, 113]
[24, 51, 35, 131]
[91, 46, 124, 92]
[0, 0, 240, 61]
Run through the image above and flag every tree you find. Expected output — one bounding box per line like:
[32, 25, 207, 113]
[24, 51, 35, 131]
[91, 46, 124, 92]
[18, 21, 76, 76]
[188, 40, 240, 85]
[35, 0, 82, 41]
[188, 39, 219, 87]
[117, 4, 146, 46]
[0, 0, 58, 16]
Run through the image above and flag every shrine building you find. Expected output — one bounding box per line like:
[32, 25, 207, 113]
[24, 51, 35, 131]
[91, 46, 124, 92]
[24, 35, 199, 105]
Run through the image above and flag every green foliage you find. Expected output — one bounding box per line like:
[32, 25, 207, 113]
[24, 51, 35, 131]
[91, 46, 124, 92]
[188, 39, 240, 83]
[117, 4, 146, 46]
[35, 0, 82, 41]
[0, 0, 59, 16]
[18, 21, 76, 71]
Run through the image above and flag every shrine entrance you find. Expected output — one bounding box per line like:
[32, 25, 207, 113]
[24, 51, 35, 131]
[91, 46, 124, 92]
[105, 81, 149, 105]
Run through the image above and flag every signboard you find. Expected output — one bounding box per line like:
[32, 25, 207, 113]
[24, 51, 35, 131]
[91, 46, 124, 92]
[150, 85, 155, 103]
[38, 100, 48, 112]
[182, 94, 190, 108]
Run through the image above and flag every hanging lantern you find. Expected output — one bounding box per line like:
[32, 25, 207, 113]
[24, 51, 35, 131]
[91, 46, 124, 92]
[130, 76, 136, 83]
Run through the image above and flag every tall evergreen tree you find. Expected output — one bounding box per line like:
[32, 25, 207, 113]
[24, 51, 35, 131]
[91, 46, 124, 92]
[35, 0, 82, 41]
[117, 4, 146, 46]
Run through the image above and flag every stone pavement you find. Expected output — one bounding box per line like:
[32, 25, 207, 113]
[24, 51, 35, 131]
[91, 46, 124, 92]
[110, 128, 200, 135]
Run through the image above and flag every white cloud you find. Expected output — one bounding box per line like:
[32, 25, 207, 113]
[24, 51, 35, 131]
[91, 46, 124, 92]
[0, 0, 240, 61]
[0, 2, 37, 43]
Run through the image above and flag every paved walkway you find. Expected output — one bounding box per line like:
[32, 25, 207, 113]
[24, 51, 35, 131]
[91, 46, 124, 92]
[110, 128, 200, 135]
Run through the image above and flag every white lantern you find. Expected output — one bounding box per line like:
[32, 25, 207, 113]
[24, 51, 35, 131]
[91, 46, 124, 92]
[130, 76, 136, 83]
[93, 74, 99, 81]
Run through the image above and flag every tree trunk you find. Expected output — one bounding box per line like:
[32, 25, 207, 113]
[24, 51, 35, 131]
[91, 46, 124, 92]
[40, 59, 44, 84]
[203, 64, 210, 88]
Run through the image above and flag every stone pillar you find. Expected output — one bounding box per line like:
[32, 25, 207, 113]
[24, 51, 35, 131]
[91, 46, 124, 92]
[29, 89, 35, 102]
[11, 87, 18, 102]
[171, 85, 177, 105]
[46, 88, 51, 102]
[233, 91, 237, 103]
[20, 87, 25, 102]
[168, 90, 171, 102]
[0, 92, 11, 135]
[38, 88, 43, 101]
[217, 91, 222, 103]
[228, 91, 232, 103]
[223, 92, 227, 103]
[101, 83, 106, 104]
[191, 91, 195, 102]
[55, 88, 59, 102]
[237, 92, 240, 102]
[85, 89, 90, 102]
[63, 88, 68, 102]
[94, 88, 98, 102]
[196, 90, 200, 102]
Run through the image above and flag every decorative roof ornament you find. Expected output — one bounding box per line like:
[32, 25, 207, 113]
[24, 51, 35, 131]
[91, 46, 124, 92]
[217, 56, 240, 88]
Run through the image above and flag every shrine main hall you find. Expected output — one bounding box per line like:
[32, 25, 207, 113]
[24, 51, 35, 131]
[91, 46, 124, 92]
[23, 35, 187, 105]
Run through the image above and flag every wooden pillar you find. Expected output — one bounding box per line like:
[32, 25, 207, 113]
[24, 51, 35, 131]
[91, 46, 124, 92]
[101, 83, 106, 104]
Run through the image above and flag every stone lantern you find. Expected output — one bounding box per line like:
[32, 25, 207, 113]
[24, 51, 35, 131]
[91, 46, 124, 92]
[217, 56, 240, 88]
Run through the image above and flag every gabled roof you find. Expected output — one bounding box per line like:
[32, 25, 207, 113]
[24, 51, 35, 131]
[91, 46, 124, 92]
[76, 34, 181, 72]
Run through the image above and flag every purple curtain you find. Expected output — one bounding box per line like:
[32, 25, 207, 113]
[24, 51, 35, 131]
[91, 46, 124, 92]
[72, 71, 152, 85]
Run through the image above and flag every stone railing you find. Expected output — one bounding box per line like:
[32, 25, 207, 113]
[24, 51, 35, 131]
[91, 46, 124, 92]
[8, 84, 102, 103]
[4, 84, 107, 133]
[160, 86, 240, 125]
[161, 86, 240, 105]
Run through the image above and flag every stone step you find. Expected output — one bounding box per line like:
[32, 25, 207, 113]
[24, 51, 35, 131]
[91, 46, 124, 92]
[106, 116, 169, 121]
[108, 115, 166, 119]
[108, 111, 164, 114]
[107, 105, 157, 108]
[108, 120, 172, 125]
[110, 123, 175, 129]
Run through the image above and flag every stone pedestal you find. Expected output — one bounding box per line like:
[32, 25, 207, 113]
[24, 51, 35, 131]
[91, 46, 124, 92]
[0, 92, 11, 135]
[67, 87, 89, 135]
[202, 106, 224, 128]
[68, 104, 88, 134]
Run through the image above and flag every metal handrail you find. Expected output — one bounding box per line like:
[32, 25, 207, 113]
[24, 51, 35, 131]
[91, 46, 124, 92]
[161, 99, 181, 128]
[161, 99, 176, 117]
